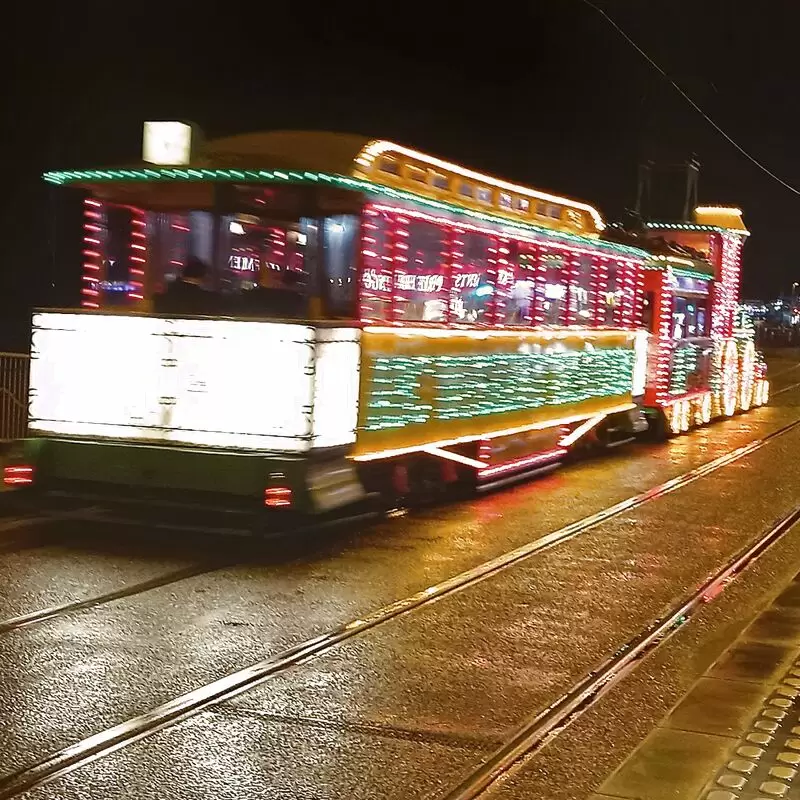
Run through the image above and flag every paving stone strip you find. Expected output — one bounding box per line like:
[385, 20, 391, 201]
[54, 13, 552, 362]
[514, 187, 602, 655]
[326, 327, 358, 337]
[597, 576, 800, 800]
[700, 662, 800, 799]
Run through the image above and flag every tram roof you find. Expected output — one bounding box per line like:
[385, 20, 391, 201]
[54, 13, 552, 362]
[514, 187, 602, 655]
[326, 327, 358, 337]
[42, 130, 747, 260]
[647, 206, 749, 236]
[43, 130, 608, 234]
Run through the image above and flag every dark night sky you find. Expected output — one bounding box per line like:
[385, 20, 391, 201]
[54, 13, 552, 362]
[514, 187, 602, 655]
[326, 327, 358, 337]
[3, 1, 800, 348]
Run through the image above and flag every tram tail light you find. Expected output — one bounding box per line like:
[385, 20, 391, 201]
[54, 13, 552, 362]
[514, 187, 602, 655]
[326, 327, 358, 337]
[3, 465, 34, 487]
[264, 487, 292, 508]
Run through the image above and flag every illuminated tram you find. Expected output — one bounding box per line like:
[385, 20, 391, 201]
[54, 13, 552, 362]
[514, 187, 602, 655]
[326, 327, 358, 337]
[1, 124, 767, 516]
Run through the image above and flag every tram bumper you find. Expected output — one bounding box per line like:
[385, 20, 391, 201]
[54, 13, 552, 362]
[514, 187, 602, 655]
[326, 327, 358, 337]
[2, 437, 365, 521]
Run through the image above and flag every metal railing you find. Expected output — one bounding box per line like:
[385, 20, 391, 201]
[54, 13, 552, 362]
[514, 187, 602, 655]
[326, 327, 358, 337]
[0, 352, 29, 442]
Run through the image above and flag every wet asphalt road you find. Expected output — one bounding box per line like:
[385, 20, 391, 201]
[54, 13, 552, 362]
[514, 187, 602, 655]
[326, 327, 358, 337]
[2, 361, 800, 799]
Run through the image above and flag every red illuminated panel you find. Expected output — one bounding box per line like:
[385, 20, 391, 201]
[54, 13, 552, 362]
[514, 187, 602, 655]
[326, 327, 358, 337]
[392, 215, 449, 324]
[362, 202, 647, 328]
[81, 198, 103, 309]
[128, 208, 147, 302]
[359, 207, 394, 322]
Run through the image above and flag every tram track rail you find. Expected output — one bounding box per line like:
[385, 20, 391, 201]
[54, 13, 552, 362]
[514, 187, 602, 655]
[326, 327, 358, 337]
[2, 400, 800, 796]
[0, 505, 387, 639]
[0, 563, 224, 636]
[435, 502, 800, 799]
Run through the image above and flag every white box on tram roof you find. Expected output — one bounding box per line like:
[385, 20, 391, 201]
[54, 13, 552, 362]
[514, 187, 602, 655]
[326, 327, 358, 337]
[142, 121, 195, 166]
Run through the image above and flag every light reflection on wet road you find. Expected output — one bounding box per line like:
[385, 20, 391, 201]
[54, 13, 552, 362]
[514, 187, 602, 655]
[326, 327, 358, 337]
[2, 367, 800, 799]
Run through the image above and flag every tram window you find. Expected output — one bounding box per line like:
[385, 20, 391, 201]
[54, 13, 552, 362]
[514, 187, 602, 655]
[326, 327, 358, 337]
[407, 166, 426, 183]
[458, 182, 474, 198]
[324, 215, 359, 317]
[673, 296, 688, 339]
[360, 208, 393, 322]
[540, 252, 567, 325]
[431, 173, 449, 190]
[536, 202, 547, 217]
[450, 231, 494, 324]
[514, 197, 530, 213]
[188, 212, 214, 268]
[697, 300, 708, 335]
[476, 187, 492, 204]
[221, 215, 315, 318]
[672, 295, 704, 338]
[102, 205, 135, 307]
[547, 204, 561, 219]
[499, 192, 513, 210]
[148, 212, 187, 292]
[569, 255, 593, 324]
[379, 157, 400, 175]
[496, 245, 536, 325]
[394, 219, 448, 322]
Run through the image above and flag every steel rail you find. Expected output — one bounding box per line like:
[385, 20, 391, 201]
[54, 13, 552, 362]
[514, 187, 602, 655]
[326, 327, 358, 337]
[436, 505, 800, 799]
[1, 405, 800, 796]
[0, 563, 225, 636]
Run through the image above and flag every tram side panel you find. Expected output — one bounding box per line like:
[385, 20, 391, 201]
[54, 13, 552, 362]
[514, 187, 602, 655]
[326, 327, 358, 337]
[5, 310, 650, 510]
[641, 266, 768, 437]
[353, 325, 648, 493]
[10, 311, 366, 514]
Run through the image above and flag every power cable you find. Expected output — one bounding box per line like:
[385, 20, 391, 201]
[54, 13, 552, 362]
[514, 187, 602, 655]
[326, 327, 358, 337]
[581, 0, 800, 197]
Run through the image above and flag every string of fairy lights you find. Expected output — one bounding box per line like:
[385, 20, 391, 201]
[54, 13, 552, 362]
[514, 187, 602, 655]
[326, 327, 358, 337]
[363, 346, 636, 432]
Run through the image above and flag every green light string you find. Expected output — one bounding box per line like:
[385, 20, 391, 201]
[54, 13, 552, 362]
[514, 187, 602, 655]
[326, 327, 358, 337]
[645, 221, 750, 237]
[709, 340, 726, 393]
[643, 264, 714, 281]
[669, 344, 703, 395]
[42, 167, 651, 260]
[363, 347, 635, 432]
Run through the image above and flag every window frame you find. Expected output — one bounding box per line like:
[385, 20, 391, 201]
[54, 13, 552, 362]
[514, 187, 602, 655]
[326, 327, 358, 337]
[355, 202, 635, 331]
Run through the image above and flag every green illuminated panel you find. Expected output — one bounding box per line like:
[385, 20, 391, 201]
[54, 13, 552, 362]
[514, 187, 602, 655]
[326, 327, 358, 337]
[363, 348, 635, 432]
[669, 341, 722, 395]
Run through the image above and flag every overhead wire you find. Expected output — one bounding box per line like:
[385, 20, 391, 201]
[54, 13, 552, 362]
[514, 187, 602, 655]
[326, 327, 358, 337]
[581, 0, 800, 197]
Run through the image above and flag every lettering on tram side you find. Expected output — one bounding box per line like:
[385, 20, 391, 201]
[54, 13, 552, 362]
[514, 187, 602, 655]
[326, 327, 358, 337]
[362, 269, 392, 293]
[229, 255, 258, 272]
[453, 273, 480, 289]
[395, 273, 446, 293]
[227, 255, 285, 273]
[497, 268, 514, 286]
[362, 269, 493, 295]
